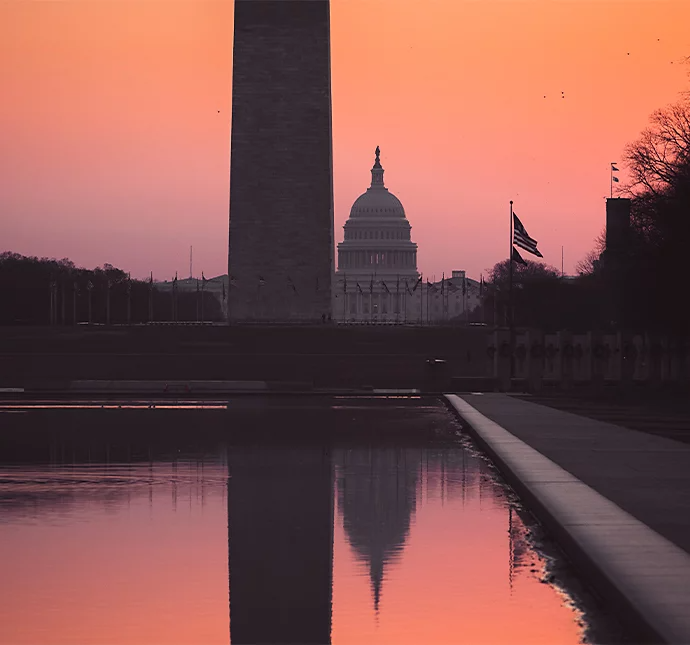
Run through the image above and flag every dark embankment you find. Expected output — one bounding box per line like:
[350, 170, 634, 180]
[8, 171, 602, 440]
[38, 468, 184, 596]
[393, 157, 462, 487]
[0, 325, 490, 390]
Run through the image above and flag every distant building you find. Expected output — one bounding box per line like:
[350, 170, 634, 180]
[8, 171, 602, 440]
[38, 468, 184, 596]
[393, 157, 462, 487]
[155, 274, 228, 319]
[332, 149, 479, 323]
[155, 149, 482, 325]
[605, 197, 631, 261]
[603, 197, 632, 325]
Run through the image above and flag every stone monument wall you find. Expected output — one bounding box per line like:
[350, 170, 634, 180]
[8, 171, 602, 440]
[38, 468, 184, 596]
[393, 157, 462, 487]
[228, 0, 334, 321]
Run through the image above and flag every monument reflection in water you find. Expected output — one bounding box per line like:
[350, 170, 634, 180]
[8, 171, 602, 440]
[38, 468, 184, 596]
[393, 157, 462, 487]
[228, 447, 334, 644]
[227, 442, 589, 644]
[0, 402, 592, 645]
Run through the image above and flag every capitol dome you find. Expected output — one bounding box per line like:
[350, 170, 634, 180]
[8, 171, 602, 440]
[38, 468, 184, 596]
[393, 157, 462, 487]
[349, 151, 406, 218]
[336, 147, 419, 281]
[350, 190, 406, 218]
[333, 148, 441, 323]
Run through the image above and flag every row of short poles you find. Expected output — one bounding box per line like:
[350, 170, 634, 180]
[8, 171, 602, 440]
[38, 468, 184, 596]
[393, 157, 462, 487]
[47, 280, 209, 325]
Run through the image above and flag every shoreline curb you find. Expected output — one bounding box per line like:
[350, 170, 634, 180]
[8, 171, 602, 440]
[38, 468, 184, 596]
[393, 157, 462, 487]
[443, 393, 690, 645]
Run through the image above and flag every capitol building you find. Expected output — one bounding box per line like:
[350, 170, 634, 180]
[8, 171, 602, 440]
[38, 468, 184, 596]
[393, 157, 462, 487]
[333, 148, 479, 323]
[156, 148, 480, 324]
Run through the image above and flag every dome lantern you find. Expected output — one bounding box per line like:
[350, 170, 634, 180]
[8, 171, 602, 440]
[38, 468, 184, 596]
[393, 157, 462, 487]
[371, 146, 385, 187]
[348, 146, 407, 219]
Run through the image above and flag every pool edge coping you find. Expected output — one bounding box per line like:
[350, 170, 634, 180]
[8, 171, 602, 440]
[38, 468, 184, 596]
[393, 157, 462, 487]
[443, 393, 690, 645]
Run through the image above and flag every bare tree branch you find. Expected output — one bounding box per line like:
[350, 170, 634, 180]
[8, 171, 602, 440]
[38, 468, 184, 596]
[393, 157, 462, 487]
[623, 97, 690, 197]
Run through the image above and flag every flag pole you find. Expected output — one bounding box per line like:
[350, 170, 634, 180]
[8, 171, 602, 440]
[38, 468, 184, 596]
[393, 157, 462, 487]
[370, 273, 373, 324]
[509, 200, 513, 326]
[148, 272, 154, 323]
[420, 274, 423, 326]
[426, 279, 429, 325]
[509, 200, 514, 381]
[465, 276, 469, 325]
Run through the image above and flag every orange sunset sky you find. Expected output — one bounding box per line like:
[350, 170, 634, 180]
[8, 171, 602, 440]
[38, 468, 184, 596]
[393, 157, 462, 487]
[1, 0, 689, 281]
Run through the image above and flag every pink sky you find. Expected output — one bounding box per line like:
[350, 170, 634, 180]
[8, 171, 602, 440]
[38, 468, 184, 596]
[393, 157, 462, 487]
[1, 0, 689, 281]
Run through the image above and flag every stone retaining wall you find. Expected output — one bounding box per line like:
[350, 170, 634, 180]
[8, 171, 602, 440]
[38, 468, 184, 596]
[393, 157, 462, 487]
[488, 329, 690, 392]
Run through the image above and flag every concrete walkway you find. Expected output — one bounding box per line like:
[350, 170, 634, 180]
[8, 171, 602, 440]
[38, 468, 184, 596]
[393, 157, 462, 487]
[445, 393, 690, 645]
[525, 393, 690, 445]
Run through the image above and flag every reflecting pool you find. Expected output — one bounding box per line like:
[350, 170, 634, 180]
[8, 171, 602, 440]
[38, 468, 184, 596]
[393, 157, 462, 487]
[0, 397, 617, 644]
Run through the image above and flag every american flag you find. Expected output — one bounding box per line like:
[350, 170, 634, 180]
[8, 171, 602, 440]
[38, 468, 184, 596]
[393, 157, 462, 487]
[512, 247, 528, 266]
[513, 213, 543, 258]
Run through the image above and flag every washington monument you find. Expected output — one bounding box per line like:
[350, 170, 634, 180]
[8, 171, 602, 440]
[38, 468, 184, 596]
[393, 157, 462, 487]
[228, 0, 334, 322]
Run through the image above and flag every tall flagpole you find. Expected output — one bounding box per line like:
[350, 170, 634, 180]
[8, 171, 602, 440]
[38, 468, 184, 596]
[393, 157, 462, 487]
[509, 200, 513, 326]
[509, 200, 514, 381]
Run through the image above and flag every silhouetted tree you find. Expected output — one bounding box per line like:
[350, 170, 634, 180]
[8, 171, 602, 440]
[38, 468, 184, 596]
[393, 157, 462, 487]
[482, 258, 609, 331]
[487, 258, 561, 286]
[624, 99, 690, 199]
[575, 229, 606, 276]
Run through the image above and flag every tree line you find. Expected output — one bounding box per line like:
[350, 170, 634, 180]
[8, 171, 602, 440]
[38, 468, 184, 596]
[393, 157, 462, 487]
[0, 253, 224, 325]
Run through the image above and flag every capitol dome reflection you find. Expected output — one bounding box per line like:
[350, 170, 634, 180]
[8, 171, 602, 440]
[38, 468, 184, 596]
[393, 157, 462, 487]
[335, 447, 419, 613]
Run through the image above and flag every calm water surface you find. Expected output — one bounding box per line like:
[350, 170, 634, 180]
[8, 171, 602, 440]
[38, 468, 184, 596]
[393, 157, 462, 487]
[0, 398, 608, 644]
